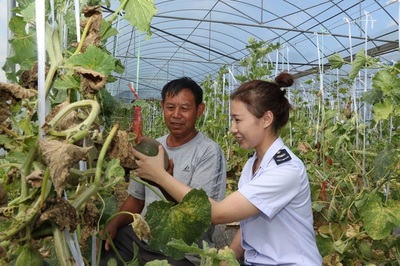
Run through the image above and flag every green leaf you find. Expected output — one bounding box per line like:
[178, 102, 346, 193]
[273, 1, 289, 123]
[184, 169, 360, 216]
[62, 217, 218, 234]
[6, 16, 37, 70]
[101, 19, 119, 41]
[53, 75, 81, 90]
[362, 88, 383, 105]
[145, 189, 211, 259]
[372, 70, 400, 95]
[315, 234, 338, 257]
[20, 2, 36, 24]
[374, 144, 397, 179]
[372, 98, 395, 121]
[167, 239, 239, 265]
[105, 158, 125, 182]
[5, 150, 27, 164]
[65, 45, 117, 76]
[123, 0, 157, 36]
[356, 193, 400, 240]
[328, 53, 346, 69]
[0, 135, 15, 150]
[349, 50, 368, 80]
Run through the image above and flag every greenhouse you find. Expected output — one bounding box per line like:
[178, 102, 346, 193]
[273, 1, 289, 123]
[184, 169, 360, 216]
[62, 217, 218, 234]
[0, 0, 399, 265]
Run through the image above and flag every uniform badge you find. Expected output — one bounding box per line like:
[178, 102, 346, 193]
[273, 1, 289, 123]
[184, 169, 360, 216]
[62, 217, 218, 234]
[273, 149, 292, 165]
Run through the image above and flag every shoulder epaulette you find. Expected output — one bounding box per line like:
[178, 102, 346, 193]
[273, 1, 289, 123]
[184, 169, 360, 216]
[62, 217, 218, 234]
[273, 149, 292, 165]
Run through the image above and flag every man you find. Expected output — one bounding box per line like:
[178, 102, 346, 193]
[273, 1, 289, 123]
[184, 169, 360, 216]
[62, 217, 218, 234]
[100, 77, 227, 265]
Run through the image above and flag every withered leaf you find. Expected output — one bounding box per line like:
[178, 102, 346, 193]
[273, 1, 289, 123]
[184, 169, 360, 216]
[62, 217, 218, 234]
[75, 67, 107, 95]
[39, 139, 92, 196]
[131, 213, 152, 241]
[0, 82, 38, 99]
[0, 183, 8, 207]
[108, 130, 136, 169]
[80, 200, 100, 248]
[26, 170, 44, 188]
[37, 197, 78, 231]
[82, 200, 99, 228]
[80, 5, 102, 51]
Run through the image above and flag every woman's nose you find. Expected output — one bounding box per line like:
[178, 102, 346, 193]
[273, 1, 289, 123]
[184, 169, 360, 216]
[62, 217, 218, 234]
[229, 124, 237, 134]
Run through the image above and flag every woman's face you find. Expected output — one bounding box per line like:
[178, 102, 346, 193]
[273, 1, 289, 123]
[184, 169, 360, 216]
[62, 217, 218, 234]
[230, 99, 266, 149]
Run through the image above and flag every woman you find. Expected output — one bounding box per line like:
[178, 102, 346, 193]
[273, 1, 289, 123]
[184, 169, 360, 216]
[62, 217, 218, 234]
[132, 72, 322, 265]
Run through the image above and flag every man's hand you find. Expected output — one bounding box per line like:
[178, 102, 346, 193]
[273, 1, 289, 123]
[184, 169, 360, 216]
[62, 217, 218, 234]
[103, 223, 118, 251]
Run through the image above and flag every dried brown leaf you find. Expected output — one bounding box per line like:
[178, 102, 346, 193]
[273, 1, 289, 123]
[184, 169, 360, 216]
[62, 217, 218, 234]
[80, 201, 100, 246]
[37, 197, 78, 231]
[0, 82, 38, 98]
[108, 130, 136, 169]
[26, 170, 44, 188]
[75, 67, 107, 95]
[131, 213, 152, 241]
[0, 183, 7, 207]
[80, 5, 103, 51]
[39, 139, 92, 196]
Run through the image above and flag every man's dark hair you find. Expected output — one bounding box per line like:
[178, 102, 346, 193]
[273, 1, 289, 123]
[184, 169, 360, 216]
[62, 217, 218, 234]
[161, 77, 203, 107]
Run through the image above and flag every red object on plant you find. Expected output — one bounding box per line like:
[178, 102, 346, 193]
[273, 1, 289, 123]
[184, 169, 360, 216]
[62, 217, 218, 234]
[129, 83, 143, 143]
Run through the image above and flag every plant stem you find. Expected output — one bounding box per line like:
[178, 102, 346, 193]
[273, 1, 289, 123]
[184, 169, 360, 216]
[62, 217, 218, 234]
[40, 168, 51, 206]
[20, 144, 38, 213]
[0, 178, 52, 242]
[0, 125, 18, 138]
[47, 100, 99, 138]
[71, 123, 119, 209]
[44, 24, 63, 96]
[131, 176, 168, 203]
[73, 16, 94, 55]
[0, 163, 21, 169]
[107, 0, 129, 24]
[53, 227, 75, 266]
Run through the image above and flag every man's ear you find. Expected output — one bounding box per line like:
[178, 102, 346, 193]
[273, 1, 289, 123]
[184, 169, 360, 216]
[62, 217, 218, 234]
[263, 110, 274, 128]
[197, 102, 205, 118]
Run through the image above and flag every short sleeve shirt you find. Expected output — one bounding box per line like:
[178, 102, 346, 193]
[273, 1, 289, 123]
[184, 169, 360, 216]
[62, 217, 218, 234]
[238, 138, 322, 265]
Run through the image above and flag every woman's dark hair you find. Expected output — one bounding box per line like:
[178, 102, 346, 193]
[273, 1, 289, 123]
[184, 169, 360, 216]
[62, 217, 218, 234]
[230, 72, 294, 132]
[161, 77, 203, 107]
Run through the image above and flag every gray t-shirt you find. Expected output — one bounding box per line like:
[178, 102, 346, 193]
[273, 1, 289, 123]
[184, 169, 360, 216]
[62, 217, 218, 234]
[128, 132, 226, 246]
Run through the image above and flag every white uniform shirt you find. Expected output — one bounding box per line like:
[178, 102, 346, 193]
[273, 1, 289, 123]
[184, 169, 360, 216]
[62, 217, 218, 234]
[238, 137, 322, 265]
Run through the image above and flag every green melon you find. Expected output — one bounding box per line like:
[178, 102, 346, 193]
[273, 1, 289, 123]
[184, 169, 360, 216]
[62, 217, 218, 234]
[14, 244, 43, 266]
[133, 137, 169, 170]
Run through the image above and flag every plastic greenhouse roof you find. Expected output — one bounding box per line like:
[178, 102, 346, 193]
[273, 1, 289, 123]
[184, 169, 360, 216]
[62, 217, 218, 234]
[104, 0, 399, 102]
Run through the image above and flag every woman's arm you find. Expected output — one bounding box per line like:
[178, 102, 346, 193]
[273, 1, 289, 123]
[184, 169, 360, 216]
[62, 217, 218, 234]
[132, 145, 191, 202]
[132, 146, 259, 224]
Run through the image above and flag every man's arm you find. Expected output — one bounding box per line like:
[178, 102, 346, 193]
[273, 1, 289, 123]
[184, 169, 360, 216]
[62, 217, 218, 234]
[229, 229, 244, 260]
[104, 195, 144, 250]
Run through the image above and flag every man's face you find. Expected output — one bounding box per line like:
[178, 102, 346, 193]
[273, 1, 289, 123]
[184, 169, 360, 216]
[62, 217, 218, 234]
[161, 89, 204, 138]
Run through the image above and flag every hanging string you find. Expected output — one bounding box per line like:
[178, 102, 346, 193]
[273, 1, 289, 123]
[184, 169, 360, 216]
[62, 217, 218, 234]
[274, 47, 279, 77]
[314, 32, 322, 145]
[74, 0, 81, 42]
[36, 0, 46, 139]
[285, 45, 293, 146]
[361, 11, 373, 188]
[344, 16, 360, 150]
[136, 34, 142, 96]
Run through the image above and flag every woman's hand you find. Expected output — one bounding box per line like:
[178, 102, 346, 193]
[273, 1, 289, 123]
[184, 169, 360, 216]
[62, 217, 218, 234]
[132, 145, 167, 184]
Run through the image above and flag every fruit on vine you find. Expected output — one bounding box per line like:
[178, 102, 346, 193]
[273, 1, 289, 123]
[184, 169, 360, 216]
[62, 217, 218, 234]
[14, 244, 43, 266]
